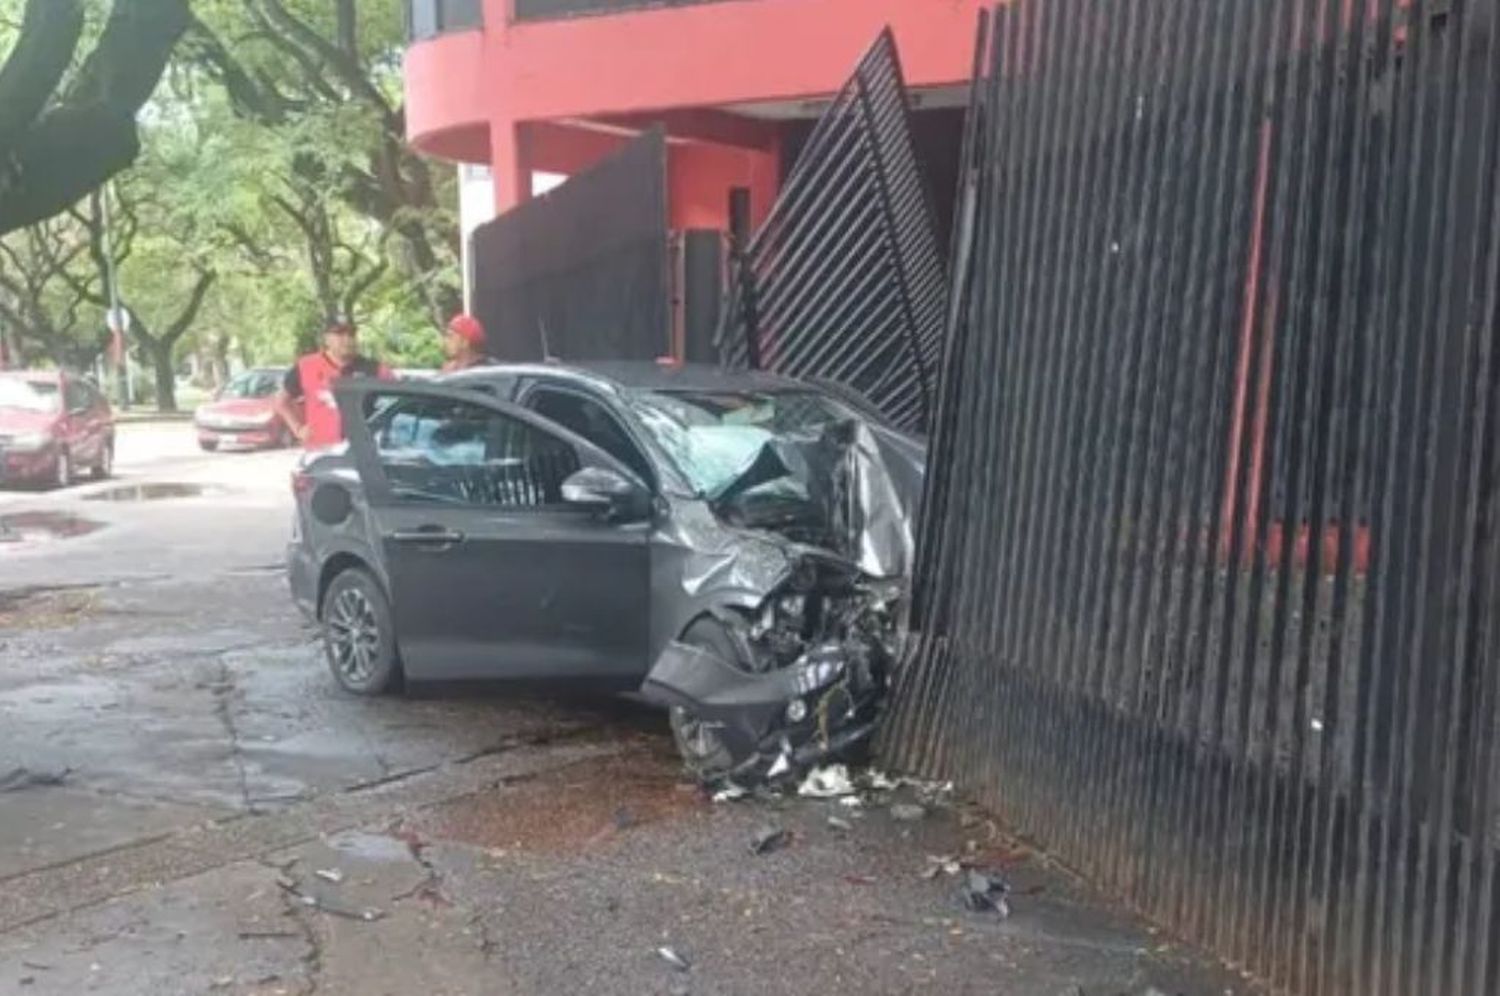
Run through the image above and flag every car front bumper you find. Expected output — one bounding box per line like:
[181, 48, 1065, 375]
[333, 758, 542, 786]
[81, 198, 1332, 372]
[640, 640, 886, 784]
[199, 426, 281, 449]
[0, 445, 57, 484]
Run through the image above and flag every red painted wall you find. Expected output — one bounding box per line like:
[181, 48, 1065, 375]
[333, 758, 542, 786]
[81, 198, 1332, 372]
[407, 0, 986, 213]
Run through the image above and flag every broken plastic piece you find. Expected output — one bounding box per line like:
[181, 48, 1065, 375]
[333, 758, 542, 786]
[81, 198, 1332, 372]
[890, 803, 926, 822]
[958, 869, 1011, 919]
[314, 868, 344, 884]
[827, 815, 854, 832]
[657, 946, 691, 972]
[711, 782, 748, 802]
[798, 764, 856, 798]
[750, 825, 790, 856]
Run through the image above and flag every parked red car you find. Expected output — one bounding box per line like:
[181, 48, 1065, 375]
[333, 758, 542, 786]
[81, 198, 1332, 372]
[0, 370, 114, 488]
[195, 368, 293, 451]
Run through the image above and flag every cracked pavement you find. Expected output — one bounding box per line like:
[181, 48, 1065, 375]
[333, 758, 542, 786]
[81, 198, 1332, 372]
[0, 422, 1256, 995]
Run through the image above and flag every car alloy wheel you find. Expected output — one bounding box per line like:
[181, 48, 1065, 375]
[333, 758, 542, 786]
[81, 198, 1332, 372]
[321, 569, 399, 695]
[327, 586, 381, 685]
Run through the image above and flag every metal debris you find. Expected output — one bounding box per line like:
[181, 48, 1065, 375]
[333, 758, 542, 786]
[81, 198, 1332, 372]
[750, 825, 790, 856]
[890, 803, 926, 822]
[657, 946, 691, 972]
[0, 766, 71, 793]
[798, 764, 856, 798]
[958, 869, 1011, 919]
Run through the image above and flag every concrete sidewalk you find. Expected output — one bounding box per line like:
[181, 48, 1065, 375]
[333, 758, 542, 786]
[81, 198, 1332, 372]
[0, 738, 1253, 995]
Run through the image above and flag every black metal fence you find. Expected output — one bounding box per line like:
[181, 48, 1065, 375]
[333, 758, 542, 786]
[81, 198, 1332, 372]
[885, 1, 1500, 993]
[718, 30, 948, 434]
[470, 130, 670, 362]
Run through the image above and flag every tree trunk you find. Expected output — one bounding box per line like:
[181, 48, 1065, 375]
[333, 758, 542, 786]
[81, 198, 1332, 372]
[147, 339, 177, 412]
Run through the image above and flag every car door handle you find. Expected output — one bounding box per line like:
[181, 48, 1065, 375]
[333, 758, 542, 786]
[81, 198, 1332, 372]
[389, 527, 466, 546]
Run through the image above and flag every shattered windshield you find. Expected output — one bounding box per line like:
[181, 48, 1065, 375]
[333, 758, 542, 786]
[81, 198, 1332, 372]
[628, 389, 855, 497]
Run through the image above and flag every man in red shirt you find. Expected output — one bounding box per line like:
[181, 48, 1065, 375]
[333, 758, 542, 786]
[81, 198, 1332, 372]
[273, 317, 391, 448]
[441, 313, 491, 373]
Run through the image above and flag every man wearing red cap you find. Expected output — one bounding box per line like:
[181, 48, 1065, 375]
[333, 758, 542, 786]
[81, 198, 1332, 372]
[442, 313, 490, 373]
[274, 316, 392, 449]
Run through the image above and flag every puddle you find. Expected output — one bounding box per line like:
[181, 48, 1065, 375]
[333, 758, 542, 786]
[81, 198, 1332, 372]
[82, 483, 224, 502]
[400, 738, 704, 856]
[0, 511, 104, 544]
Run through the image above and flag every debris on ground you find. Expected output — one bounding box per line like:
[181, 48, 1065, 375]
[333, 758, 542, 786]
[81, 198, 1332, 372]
[711, 782, 748, 803]
[865, 770, 901, 790]
[826, 815, 854, 832]
[313, 868, 344, 884]
[275, 875, 384, 922]
[0, 766, 72, 793]
[921, 855, 963, 879]
[798, 764, 856, 798]
[958, 868, 1011, 919]
[890, 802, 926, 822]
[844, 873, 878, 886]
[657, 946, 691, 972]
[749, 825, 790, 856]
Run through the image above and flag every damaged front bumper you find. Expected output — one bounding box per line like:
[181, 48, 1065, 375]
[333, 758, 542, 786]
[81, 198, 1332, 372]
[641, 638, 887, 784]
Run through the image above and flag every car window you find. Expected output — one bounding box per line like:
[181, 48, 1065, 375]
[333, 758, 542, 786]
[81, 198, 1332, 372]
[527, 387, 653, 484]
[367, 394, 580, 508]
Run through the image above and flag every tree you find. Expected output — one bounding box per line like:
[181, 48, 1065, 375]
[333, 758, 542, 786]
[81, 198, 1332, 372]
[0, 0, 192, 236]
[186, 0, 461, 323]
[0, 209, 107, 367]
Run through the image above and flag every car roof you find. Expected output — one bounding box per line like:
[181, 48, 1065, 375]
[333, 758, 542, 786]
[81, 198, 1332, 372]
[443, 360, 807, 395]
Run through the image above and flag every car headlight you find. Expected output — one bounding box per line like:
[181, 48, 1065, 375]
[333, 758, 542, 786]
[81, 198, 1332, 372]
[4, 432, 51, 452]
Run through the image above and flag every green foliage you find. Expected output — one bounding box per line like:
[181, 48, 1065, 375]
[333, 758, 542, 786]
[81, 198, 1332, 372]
[0, 0, 461, 386]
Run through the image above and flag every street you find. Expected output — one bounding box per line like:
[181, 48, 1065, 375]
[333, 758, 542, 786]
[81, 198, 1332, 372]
[0, 421, 1246, 996]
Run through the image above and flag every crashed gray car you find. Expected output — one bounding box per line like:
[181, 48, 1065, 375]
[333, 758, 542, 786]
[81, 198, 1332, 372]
[286, 362, 924, 784]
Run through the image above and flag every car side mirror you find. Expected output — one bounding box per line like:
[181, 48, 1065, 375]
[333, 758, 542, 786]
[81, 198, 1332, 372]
[561, 466, 650, 521]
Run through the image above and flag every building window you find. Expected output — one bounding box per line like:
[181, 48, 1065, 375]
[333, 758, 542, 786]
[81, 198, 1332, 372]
[512, 0, 734, 23]
[407, 0, 484, 41]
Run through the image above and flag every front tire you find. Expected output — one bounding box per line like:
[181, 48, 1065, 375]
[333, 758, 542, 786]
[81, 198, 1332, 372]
[93, 441, 113, 480]
[322, 569, 400, 695]
[667, 617, 749, 784]
[52, 449, 72, 490]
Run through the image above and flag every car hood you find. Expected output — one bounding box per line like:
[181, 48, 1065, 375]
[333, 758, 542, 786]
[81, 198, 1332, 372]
[710, 419, 924, 580]
[0, 409, 59, 434]
[198, 398, 276, 419]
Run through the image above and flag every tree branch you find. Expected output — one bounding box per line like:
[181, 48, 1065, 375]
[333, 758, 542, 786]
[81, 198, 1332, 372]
[255, 0, 393, 119]
[0, 0, 84, 149]
[162, 268, 217, 346]
[0, 0, 191, 236]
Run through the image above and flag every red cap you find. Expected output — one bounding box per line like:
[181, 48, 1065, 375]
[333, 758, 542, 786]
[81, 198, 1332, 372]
[447, 313, 485, 347]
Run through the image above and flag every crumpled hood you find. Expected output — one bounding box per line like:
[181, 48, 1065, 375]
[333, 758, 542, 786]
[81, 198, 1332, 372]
[712, 419, 922, 579]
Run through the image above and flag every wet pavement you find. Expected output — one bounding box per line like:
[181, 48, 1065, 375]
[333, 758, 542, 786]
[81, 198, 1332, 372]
[0, 422, 1258, 995]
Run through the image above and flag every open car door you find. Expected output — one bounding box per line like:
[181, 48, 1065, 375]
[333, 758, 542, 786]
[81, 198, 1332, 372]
[334, 380, 653, 684]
